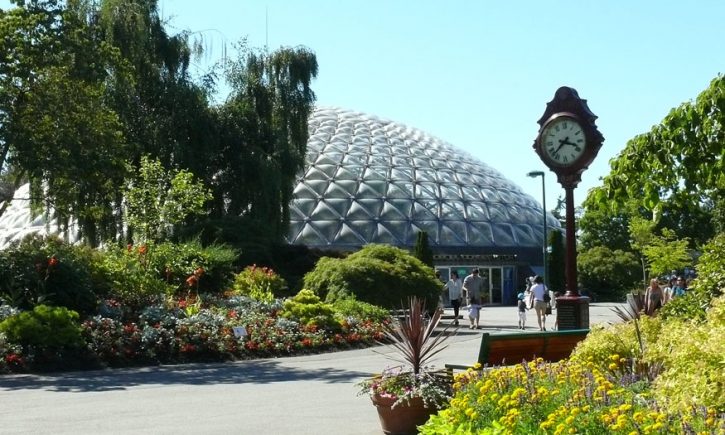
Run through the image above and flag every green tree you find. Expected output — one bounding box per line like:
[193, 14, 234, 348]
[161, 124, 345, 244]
[0, 0, 129, 243]
[641, 228, 692, 278]
[629, 216, 657, 285]
[591, 75, 724, 236]
[413, 231, 434, 268]
[578, 202, 632, 252]
[578, 246, 640, 301]
[124, 156, 211, 243]
[547, 229, 565, 292]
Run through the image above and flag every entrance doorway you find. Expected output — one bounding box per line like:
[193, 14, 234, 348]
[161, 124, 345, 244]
[436, 265, 515, 305]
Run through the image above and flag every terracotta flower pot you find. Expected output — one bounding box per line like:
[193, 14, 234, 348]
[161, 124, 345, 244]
[371, 394, 437, 435]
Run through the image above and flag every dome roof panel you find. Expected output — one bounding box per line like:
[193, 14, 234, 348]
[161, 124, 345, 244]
[372, 223, 404, 245]
[412, 200, 438, 221]
[410, 221, 439, 244]
[440, 223, 466, 246]
[325, 181, 357, 198]
[386, 182, 413, 199]
[380, 201, 409, 220]
[347, 199, 380, 220]
[356, 180, 387, 198]
[491, 223, 516, 246]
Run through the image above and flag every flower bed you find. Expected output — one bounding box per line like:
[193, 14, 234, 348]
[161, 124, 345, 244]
[422, 358, 723, 434]
[0, 295, 389, 373]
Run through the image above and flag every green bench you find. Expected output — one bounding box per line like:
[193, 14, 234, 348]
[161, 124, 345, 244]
[445, 329, 589, 372]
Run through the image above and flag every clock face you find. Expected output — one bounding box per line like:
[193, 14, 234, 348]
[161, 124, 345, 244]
[541, 117, 586, 166]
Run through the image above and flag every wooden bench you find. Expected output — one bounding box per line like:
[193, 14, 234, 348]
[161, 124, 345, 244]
[445, 329, 589, 372]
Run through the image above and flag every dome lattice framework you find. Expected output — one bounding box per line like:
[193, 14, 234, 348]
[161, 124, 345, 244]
[287, 107, 557, 250]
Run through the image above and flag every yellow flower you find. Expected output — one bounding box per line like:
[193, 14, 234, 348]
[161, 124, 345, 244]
[565, 416, 575, 425]
[608, 362, 619, 370]
[473, 362, 482, 369]
[610, 354, 620, 361]
[619, 404, 632, 412]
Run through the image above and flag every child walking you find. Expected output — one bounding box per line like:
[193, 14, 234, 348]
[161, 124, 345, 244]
[467, 297, 481, 330]
[517, 292, 527, 330]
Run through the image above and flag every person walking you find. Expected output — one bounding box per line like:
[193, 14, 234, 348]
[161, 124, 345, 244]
[444, 271, 463, 326]
[463, 268, 485, 329]
[645, 278, 664, 314]
[527, 275, 548, 331]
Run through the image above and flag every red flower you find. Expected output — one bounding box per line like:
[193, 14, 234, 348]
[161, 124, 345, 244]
[138, 245, 147, 255]
[178, 299, 188, 309]
[181, 344, 196, 353]
[127, 244, 133, 252]
[301, 338, 313, 347]
[5, 354, 23, 365]
[185, 275, 198, 287]
[194, 267, 205, 277]
[48, 256, 59, 267]
[227, 310, 238, 319]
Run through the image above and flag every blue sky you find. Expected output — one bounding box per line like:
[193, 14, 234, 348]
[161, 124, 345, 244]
[4, 1, 725, 209]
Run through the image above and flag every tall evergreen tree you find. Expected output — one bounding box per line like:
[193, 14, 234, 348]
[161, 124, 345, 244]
[547, 230, 565, 292]
[413, 231, 435, 268]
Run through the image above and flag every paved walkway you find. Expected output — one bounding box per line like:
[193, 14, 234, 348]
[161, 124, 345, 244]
[0, 303, 625, 435]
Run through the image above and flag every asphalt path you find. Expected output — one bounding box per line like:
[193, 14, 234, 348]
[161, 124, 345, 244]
[0, 303, 625, 435]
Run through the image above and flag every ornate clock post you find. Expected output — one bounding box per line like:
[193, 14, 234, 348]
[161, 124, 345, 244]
[533, 87, 604, 329]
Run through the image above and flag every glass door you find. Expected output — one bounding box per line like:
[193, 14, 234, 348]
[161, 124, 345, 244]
[490, 268, 503, 304]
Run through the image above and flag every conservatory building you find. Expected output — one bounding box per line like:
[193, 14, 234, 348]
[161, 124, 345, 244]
[286, 107, 560, 305]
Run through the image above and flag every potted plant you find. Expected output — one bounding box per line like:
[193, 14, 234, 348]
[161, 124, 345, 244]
[357, 296, 453, 435]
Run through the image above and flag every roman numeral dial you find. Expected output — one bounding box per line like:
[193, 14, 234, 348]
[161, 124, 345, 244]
[540, 117, 586, 167]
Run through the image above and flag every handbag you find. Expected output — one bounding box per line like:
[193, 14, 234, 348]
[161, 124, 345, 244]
[545, 303, 552, 315]
[544, 292, 551, 303]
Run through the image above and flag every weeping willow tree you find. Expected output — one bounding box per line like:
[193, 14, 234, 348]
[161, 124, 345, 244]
[0, 0, 318, 245]
[214, 44, 318, 239]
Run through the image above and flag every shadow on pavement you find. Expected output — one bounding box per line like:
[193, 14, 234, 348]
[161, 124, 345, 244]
[0, 359, 369, 393]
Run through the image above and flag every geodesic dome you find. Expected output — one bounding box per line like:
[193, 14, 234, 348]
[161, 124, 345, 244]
[286, 107, 559, 251]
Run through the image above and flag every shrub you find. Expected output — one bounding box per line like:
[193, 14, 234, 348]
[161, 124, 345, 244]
[100, 244, 174, 307]
[101, 240, 238, 307]
[660, 232, 725, 321]
[149, 240, 238, 293]
[281, 289, 338, 330]
[303, 244, 440, 310]
[569, 315, 663, 367]
[0, 305, 83, 350]
[233, 265, 287, 302]
[645, 295, 725, 412]
[0, 235, 98, 314]
[332, 298, 391, 324]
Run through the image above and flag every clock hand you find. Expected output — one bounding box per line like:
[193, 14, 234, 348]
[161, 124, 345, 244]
[561, 138, 578, 147]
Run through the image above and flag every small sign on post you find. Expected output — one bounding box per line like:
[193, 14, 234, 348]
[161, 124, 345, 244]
[232, 326, 248, 338]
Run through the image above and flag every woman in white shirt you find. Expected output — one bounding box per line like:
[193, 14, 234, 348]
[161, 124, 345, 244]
[527, 275, 548, 331]
[444, 271, 463, 326]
